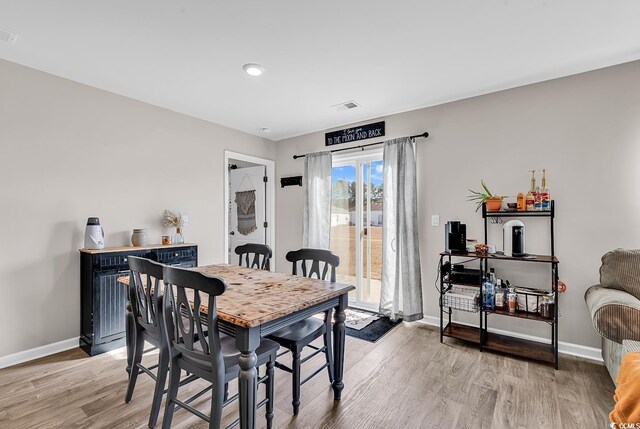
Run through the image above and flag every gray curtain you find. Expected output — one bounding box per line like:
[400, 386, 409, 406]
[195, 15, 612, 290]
[379, 137, 423, 321]
[303, 151, 332, 249]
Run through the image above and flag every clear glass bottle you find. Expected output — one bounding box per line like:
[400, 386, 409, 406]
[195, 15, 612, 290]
[540, 295, 555, 318]
[174, 227, 185, 244]
[482, 274, 495, 310]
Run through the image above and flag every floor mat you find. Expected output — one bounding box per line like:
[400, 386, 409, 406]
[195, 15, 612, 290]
[345, 309, 401, 343]
[344, 308, 378, 331]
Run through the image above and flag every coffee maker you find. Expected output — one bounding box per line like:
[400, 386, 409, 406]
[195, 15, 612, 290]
[503, 220, 526, 257]
[445, 221, 467, 254]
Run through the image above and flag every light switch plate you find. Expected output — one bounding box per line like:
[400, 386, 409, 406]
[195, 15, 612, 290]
[431, 215, 440, 227]
[182, 214, 190, 225]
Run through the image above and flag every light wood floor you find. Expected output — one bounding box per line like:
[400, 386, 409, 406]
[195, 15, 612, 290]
[0, 323, 614, 429]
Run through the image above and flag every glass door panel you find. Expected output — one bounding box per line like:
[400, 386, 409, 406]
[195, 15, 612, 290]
[331, 152, 383, 311]
[361, 159, 383, 307]
[330, 162, 357, 301]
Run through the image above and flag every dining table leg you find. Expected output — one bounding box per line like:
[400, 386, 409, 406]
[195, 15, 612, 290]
[237, 326, 260, 429]
[332, 294, 348, 400]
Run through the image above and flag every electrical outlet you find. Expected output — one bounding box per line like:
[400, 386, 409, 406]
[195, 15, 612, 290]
[431, 215, 440, 227]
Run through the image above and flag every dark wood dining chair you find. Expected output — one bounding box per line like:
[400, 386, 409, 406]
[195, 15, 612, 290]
[125, 256, 174, 428]
[161, 266, 279, 429]
[267, 248, 340, 415]
[234, 243, 272, 270]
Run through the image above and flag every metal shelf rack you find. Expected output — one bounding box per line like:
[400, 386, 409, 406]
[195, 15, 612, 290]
[439, 200, 559, 369]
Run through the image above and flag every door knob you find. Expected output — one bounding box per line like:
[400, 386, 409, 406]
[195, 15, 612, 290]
[230, 231, 235, 235]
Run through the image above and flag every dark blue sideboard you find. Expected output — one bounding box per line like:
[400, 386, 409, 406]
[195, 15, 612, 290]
[79, 243, 198, 356]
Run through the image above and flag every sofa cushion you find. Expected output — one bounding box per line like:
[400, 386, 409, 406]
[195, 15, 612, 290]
[585, 285, 640, 344]
[600, 249, 640, 300]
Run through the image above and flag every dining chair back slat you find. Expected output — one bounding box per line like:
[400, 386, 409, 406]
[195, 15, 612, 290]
[128, 256, 164, 333]
[286, 248, 339, 282]
[163, 267, 226, 363]
[235, 243, 272, 270]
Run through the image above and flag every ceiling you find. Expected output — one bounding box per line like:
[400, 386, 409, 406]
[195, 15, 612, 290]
[1, 1, 639, 141]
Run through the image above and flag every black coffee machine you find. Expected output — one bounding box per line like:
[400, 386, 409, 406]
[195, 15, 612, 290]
[503, 220, 527, 257]
[445, 221, 467, 254]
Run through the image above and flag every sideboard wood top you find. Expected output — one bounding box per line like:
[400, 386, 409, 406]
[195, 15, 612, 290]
[80, 243, 197, 254]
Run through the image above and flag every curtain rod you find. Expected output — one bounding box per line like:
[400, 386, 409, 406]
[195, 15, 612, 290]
[292, 132, 429, 160]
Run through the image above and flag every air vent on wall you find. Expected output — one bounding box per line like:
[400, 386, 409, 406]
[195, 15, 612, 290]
[332, 100, 361, 112]
[0, 28, 18, 44]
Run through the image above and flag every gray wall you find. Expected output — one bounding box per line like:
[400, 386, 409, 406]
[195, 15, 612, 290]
[0, 59, 275, 358]
[274, 60, 640, 349]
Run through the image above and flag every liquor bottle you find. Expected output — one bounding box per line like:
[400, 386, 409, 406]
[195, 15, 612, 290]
[526, 170, 536, 211]
[482, 273, 495, 310]
[507, 288, 517, 314]
[495, 279, 506, 309]
[534, 183, 543, 211]
[541, 169, 551, 211]
[517, 193, 525, 211]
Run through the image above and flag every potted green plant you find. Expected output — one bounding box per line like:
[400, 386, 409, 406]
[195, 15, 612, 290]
[467, 181, 507, 212]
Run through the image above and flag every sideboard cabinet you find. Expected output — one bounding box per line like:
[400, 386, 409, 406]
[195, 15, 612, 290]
[79, 243, 198, 356]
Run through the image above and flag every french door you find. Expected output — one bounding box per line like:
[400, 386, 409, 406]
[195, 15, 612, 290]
[330, 149, 384, 312]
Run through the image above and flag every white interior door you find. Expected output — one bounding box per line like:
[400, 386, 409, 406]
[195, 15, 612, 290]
[229, 165, 267, 263]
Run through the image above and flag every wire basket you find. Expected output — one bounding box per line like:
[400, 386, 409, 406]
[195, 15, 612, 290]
[444, 285, 480, 313]
[514, 287, 553, 313]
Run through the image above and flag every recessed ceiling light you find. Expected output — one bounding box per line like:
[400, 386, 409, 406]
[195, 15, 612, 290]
[243, 63, 264, 77]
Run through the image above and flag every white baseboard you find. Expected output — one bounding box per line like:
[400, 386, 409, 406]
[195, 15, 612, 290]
[418, 316, 603, 362]
[0, 317, 604, 369]
[0, 337, 79, 369]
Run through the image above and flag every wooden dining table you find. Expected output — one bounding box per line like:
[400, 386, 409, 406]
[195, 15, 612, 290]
[117, 263, 354, 429]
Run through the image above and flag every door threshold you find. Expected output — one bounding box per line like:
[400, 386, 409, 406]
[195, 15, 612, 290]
[347, 303, 380, 315]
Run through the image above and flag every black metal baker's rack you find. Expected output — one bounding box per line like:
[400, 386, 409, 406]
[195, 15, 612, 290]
[439, 201, 560, 369]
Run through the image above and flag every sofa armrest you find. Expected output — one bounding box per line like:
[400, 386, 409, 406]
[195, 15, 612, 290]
[585, 285, 640, 344]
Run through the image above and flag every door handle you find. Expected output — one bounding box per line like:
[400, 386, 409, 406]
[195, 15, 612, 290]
[229, 231, 235, 235]
[363, 227, 368, 236]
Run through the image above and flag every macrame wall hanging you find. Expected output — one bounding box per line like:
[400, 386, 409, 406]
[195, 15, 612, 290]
[235, 190, 257, 235]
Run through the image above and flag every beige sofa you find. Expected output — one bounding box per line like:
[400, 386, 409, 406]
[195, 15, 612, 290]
[584, 249, 640, 382]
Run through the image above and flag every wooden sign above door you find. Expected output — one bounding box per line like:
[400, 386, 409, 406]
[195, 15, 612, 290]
[325, 121, 385, 146]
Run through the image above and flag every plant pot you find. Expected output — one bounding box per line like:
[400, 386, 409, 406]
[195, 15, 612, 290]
[486, 197, 503, 212]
